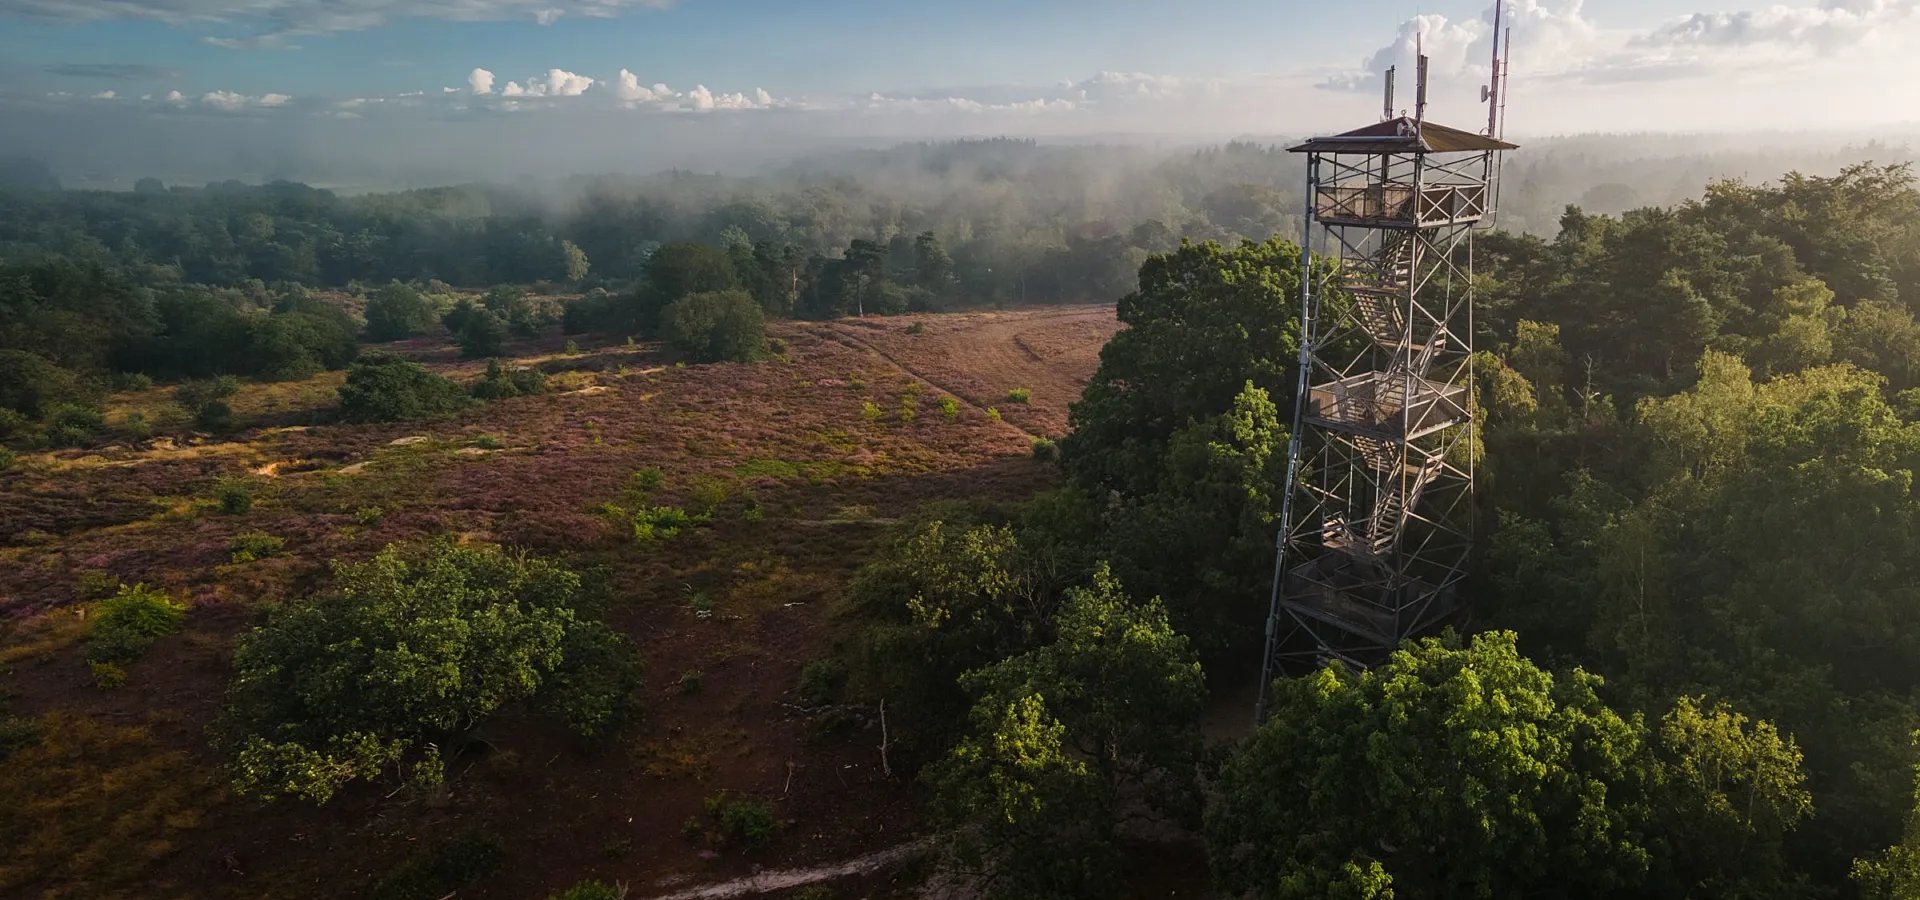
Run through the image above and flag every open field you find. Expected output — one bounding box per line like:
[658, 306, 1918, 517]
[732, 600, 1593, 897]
[0, 305, 1119, 900]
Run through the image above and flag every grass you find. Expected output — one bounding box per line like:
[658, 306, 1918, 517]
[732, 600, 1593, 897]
[0, 714, 223, 899]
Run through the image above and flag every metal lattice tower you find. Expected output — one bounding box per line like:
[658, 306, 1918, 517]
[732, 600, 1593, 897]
[1256, 44, 1517, 715]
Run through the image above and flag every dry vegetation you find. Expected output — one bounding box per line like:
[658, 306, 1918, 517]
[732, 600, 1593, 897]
[0, 305, 1118, 899]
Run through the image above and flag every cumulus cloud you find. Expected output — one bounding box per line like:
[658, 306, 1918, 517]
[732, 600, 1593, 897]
[499, 68, 594, 97]
[614, 69, 659, 102]
[1324, 0, 1915, 96]
[0, 0, 684, 45]
[468, 68, 494, 95]
[196, 89, 292, 109]
[91, 90, 116, 99]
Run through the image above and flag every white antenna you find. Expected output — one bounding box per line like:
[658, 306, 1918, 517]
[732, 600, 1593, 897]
[1414, 28, 1429, 130]
[1383, 65, 1396, 122]
[1483, 0, 1503, 136]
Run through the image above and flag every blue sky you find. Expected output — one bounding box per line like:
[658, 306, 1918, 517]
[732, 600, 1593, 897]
[6, 0, 1768, 100]
[1, 0, 1915, 184]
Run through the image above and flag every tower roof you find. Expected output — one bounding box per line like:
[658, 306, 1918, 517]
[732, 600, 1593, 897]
[1288, 117, 1518, 154]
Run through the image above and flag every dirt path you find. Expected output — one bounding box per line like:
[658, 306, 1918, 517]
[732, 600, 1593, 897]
[637, 837, 939, 900]
[799, 324, 1045, 443]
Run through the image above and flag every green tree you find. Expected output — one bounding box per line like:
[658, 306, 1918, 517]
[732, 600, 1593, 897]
[0, 349, 99, 419]
[216, 541, 641, 804]
[628, 242, 739, 337]
[362, 281, 438, 342]
[929, 565, 1204, 900]
[659, 290, 765, 363]
[1061, 238, 1304, 496]
[336, 354, 469, 423]
[561, 240, 590, 283]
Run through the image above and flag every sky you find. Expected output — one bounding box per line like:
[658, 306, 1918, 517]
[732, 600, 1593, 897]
[2, 0, 1917, 185]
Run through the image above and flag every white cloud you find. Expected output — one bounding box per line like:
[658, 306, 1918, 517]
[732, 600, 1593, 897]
[259, 92, 291, 106]
[201, 89, 251, 109]
[615, 69, 659, 102]
[534, 7, 562, 25]
[1639, 0, 1917, 52]
[468, 67, 494, 95]
[91, 90, 116, 99]
[497, 68, 594, 98]
[164, 89, 184, 102]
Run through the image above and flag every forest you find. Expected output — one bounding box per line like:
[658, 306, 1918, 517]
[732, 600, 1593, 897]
[5, 137, 1920, 899]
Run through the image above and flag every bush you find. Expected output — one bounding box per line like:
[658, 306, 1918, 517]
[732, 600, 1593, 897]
[175, 375, 240, 412]
[987, 406, 1002, 421]
[354, 505, 385, 525]
[661, 290, 766, 363]
[1031, 437, 1059, 462]
[703, 791, 777, 847]
[0, 349, 100, 419]
[797, 659, 846, 705]
[44, 404, 105, 448]
[0, 448, 16, 471]
[633, 505, 700, 541]
[217, 541, 643, 803]
[117, 412, 151, 440]
[549, 880, 626, 900]
[630, 466, 664, 494]
[471, 359, 547, 400]
[228, 531, 286, 563]
[0, 408, 27, 439]
[371, 829, 504, 900]
[337, 354, 470, 424]
[940, 397, 960, 419]
[215, 478, 253, 514]
[861, 401, 884, 422]
[87, 583, 186, 664]
[472, 434, 505, 450]
[110, 371, 153, 393]
[905, 321, 925, 335]
[445, 299, 507, 359]
[74, 569, 120, 600]
[195, 400, 237, 434]
[363, 282, 438, 342]
[89, 661, 128, 689]
[1007, 388, 1032, 404]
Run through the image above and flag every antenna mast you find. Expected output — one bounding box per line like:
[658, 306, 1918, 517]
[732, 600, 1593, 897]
[1484, 0, 1503, 136]
[1414, 30, 1429, 131]
[1383, 65, 1396, 122]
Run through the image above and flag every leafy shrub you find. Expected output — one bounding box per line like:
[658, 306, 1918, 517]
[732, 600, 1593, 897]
[987, 406, 1002, 421]
[1007, 388, 1032, 404]
[703, 791, 777, 847]
[631, 466, 664, 494]
[633, 505, 700, 541]
[483, 286, 558, 337]
[175, 375, 240, 412]
[905, 321, 925, 335]
[87, 583, 186, 664]
[354, 505, 385, 525]
[0, 448, 14, 471]
[362, 282, 439, 342]
[89, 661, 127, 689]
[110, 371, 153, 393]
[564, 339, 581, 355]
[676, 669, 704, 694]
[44, 404, 105, 448]
[195, 400, 237, 433]
[767, 336, 789, 356]
[371, 829, 504, 900]
[472, 433, 505, 450]
[0, 349, 100, 419]
[797, 659, 846, 706]
[661, 290, 766, 363]
[456, 309, 509, 359]
[117, 412, 151, 440]
[1031, 437, 1060, 462]
[690, 477, 729, 515]
[217, 541, 643, 803]
[215, 478, 253, 514]
[898, 394, 917, 424]
[861, 401, 884, 422]
[74, 569, 120, 600]
[471, 359, 547, 400]
[940, 397, 960, 419]
[0, 709, 39, 760]
[228, 531, 286, 563]
[0, 408, 27, 440]
[337, 354, 470, 424]
[550, 880, 627, 900]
